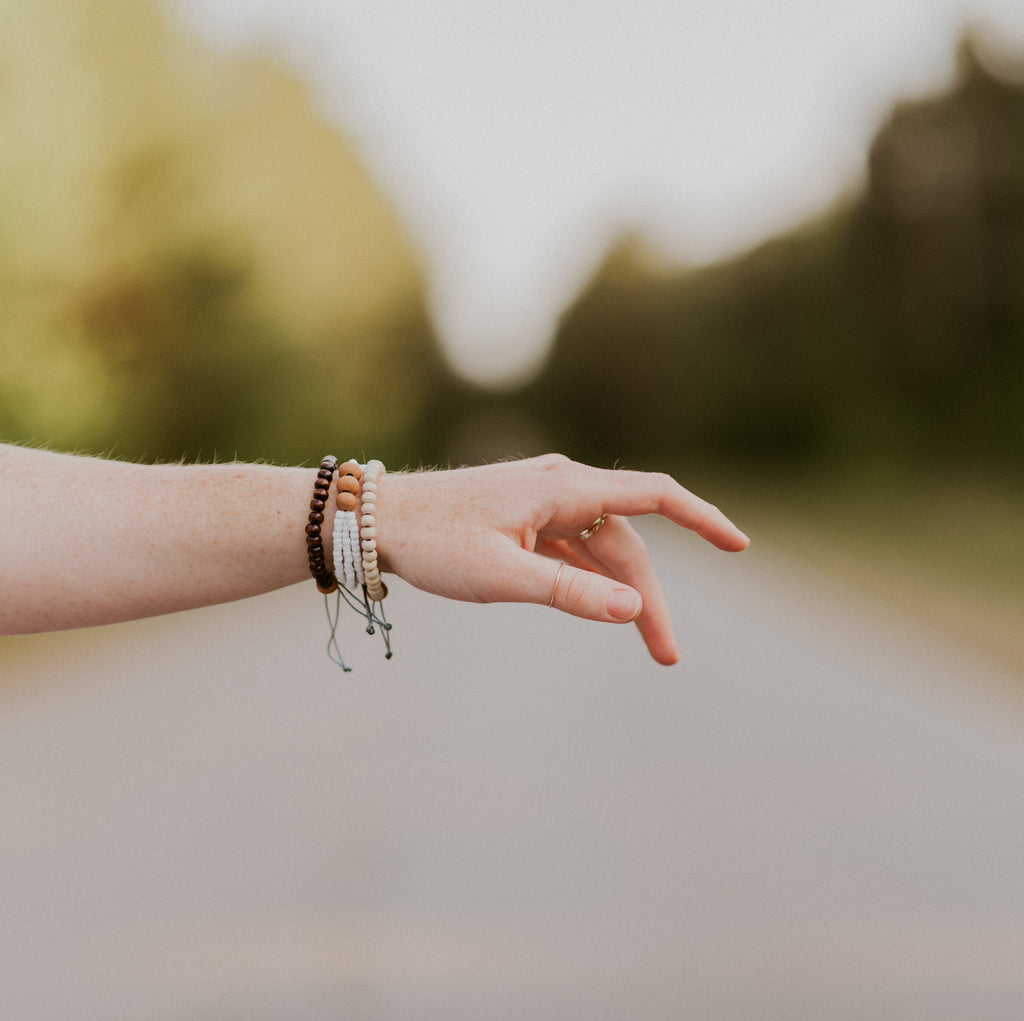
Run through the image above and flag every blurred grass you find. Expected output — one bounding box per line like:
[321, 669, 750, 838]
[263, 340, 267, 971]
[712, 467, 1024, 679]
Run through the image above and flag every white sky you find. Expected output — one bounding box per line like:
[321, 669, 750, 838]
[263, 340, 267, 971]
[168, 0, 1024, 384]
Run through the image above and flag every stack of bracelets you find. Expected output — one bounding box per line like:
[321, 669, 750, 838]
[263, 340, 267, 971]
[307, 454, 392, 669]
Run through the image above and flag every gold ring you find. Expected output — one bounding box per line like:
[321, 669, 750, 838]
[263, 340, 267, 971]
[579, 514, 607, 540]
[548, 562, 565, 608]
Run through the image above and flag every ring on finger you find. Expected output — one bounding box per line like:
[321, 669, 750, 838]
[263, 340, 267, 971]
[549, 562, 565, 608]
[579, 514, 608, 540]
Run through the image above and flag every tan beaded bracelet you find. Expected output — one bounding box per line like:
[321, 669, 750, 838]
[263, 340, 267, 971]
[333, 460, 364, 591]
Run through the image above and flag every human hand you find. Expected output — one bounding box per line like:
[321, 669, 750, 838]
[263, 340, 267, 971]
[374, 454, 749, 665]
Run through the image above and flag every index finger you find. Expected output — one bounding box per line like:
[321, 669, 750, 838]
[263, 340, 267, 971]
[573, 466, 750, 552]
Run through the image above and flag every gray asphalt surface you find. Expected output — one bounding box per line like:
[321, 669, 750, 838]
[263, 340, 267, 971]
[2, 521, 1023, 1020]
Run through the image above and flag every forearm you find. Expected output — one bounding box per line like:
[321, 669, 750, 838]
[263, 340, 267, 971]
[0, 444, 318, 634]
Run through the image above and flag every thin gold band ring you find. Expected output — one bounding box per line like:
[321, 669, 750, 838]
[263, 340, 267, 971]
[549, 561, 565, 608]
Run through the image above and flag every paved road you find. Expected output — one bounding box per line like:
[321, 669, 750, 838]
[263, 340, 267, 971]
[2, 521, 1023, 1020]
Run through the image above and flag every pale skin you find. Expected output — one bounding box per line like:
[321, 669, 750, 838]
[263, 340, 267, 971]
[0, 444, 748, 665]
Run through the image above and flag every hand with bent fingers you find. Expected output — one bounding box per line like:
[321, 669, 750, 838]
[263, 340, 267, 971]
[374, 454, 750, 665]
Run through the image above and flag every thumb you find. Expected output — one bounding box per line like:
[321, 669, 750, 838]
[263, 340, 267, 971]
[538, 558, 642, 624]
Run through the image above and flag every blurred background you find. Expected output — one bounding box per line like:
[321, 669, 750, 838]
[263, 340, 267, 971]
[2, 1, 1024, 1017]
[2, 0, 1023, 662]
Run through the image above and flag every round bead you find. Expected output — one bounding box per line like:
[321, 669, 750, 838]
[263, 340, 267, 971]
[316, 575, 338, 595]
[337, 475, 360, 495]
[361, 539, 376, 552]
[361, 481, 377, 496]
[309, 511, 324, 525]
[339, 461, 362, 479]
[360, 513, 375, 526]
[336, 492, 358, 512]
[317, 467, 334, 481]
[361, 526, 377, 539]
[309, 497, 326, 512]
[361, 503, 376, 516]
[305, 523, 321, 537]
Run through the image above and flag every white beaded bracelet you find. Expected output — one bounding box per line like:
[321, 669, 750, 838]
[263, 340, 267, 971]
[333, 508, 359, 591]
[360, 459, 386, 602]
[347, 512, 365, 588]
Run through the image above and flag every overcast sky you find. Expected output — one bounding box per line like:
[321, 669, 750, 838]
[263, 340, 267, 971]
[167, 0, 1024, 383]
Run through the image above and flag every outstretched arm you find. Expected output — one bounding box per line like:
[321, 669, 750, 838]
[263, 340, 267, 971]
[0, 443, 314, 635]
[1, 445, 748, 663]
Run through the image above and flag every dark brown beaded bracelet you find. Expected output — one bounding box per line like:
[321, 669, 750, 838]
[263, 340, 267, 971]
[307, 455, 339, 594]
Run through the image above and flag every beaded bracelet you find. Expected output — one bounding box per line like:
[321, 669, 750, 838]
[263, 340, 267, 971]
[333, 509, 357, 590]
[347, 513, 365, 587]
[313, 455, 392, 668]
[359, 459, 387, 602]
[333, 460, 365, 592]
[306, 455, 338, 594]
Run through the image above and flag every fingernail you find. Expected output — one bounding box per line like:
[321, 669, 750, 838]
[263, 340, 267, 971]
[607, 589, 641, 621]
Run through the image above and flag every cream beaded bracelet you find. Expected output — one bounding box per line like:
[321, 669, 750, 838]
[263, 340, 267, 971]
[359, 459, 387, 603]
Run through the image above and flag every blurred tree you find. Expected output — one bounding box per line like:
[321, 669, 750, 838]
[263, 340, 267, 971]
[851, 37, 1024, 466]
[0, 0, 448, 463]
[514, 33, 1024, 477]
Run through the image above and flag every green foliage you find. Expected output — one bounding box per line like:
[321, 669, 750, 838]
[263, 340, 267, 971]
[5, 9, 1022, 480]
[0, 0, 450, 464]
[513, 35, 1024, 478]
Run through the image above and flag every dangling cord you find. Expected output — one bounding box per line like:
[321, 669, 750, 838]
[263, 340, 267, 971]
[366, 590, 393, 660]
[324, 591, 352, 672]
[337, 584, 394, 659]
